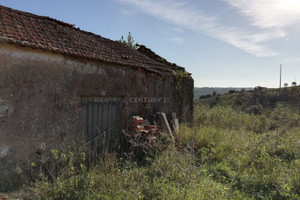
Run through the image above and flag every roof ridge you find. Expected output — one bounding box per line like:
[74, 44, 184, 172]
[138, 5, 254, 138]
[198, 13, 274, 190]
[0, 4, 178, 76]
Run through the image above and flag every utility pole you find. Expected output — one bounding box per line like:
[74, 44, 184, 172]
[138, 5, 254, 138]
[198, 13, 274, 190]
[279, 64, 282, 89]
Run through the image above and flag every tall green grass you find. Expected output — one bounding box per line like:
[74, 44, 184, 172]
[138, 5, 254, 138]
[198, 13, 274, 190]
[25, 103, 299, 199]
[194, 104, 271, 133]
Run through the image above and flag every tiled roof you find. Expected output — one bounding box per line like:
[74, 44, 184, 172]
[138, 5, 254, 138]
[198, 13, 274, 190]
[0, 5, 175, 75]
[137, 45, 186, 71]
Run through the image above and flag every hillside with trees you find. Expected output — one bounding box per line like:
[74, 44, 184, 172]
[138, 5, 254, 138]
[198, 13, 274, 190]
[195, 86, 300, 117]
[194, 87, 253, 99]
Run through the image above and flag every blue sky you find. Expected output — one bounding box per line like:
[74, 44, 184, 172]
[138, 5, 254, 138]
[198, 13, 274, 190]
[1, 0, 300, 88]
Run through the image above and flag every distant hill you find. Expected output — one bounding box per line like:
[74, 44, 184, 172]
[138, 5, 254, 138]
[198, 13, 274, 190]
[195, 86, 300, 113]
[194, 87, 253, 99]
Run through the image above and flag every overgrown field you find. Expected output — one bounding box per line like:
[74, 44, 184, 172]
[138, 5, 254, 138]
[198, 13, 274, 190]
[25, 87, 300, 199]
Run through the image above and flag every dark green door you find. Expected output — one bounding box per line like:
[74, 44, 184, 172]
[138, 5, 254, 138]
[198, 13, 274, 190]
[81, 97, 122, 157]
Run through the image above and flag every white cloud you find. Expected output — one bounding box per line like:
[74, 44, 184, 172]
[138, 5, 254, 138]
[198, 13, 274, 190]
[172, 37, 184, 43]
[116, 0, 295, 57]
[223, 0, 300, 28]
[211, 29, 279, 57]
[117, 0, 216, 29]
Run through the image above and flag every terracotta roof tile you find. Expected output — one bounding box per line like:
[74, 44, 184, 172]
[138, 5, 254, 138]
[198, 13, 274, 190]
[137, 45, 186, 72]
[0, 5, 176, 75]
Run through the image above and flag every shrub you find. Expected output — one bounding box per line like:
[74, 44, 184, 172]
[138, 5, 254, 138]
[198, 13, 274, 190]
[25, 146, 95, 200]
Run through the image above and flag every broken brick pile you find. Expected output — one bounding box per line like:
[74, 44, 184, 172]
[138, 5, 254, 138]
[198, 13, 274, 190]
[122, 116, 162, 154]
[130, 116, 160, 135]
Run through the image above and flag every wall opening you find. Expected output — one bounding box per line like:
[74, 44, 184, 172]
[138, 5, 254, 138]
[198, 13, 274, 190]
[81, 97, 122, 158]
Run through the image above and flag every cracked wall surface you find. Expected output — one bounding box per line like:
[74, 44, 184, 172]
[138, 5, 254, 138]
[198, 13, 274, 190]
[0, 43, 193, 191]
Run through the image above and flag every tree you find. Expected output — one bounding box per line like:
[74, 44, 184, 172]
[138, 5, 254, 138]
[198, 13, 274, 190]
[284, 83, 288, 87]
[119, 32, 137, 49]
[291, 81, 297, 87]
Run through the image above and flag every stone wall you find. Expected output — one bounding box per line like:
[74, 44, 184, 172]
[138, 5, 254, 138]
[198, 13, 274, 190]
[0, 43, 193, 191]
[172, 75, 194, 123]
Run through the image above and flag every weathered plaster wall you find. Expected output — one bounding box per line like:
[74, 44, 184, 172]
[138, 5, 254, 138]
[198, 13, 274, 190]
[0, 43, 188, 191]
[174, 76, 194, 123]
